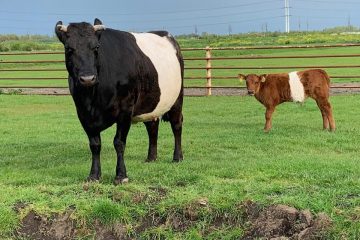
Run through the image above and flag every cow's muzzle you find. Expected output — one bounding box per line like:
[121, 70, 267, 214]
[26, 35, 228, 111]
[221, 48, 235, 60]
[79, 75, 97, 87]
[247, 90, 255, 96]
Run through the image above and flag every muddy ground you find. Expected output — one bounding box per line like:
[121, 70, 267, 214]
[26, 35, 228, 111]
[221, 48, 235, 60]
[14, 200, 332, 240]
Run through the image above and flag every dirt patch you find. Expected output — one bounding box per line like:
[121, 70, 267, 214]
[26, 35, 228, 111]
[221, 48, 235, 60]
[16, 208, 129, 240]
[136, 212, 167, 233]
[136, 197, 209, 233]
[16, 209, 76, 240]
[147, 186, 168, 204]
[92, 221, 128, 240]
[242, 202, 332, 240]
[13, 201, 29, 214]
[14, 201, 332, 239]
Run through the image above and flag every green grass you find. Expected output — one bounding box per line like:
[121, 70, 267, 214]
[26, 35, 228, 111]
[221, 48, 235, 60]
[0, 95, 359, 239]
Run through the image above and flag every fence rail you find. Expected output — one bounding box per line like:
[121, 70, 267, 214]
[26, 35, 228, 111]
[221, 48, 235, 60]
[2, 43, 360, 95]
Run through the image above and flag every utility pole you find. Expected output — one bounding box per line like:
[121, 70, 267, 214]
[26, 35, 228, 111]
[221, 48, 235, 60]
[228, 24, 232, 35]
[306, 19, 309, 31]
[298, 17, 301, 31]
[284, 0, 290, 33]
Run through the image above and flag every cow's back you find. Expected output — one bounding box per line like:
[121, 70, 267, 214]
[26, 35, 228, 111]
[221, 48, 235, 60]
[298, 69, 330, 98]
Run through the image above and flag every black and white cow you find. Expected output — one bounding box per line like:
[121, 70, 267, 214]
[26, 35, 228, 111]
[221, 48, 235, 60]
[55, 18, 184, 185]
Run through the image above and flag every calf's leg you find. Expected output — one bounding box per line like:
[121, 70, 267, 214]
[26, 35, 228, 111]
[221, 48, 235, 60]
[315, 99, 330, 130]
[144, 120, 159, 162]
[327, 106, 336, 131]
[264, 106, 275, 132]
[316, 98, 335, 131]
[87, 133, 101, 181]
[114, 119, 131, 185]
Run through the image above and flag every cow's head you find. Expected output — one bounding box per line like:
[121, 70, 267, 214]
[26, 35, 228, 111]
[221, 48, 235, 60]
[238, 74, 266, 96]
[55, 18, 106, 87]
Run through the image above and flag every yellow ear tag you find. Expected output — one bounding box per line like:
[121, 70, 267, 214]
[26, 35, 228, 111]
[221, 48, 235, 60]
[238, 75, 245, 83]
[261, 76, 266, 82]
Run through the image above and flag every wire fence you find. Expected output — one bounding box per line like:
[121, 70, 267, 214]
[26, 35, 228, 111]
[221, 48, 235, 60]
[1, 43, 360, 95]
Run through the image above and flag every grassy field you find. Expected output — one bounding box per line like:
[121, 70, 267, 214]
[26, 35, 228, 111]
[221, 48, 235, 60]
[0, 94, 359, 239]
[2, 32, 360, 88]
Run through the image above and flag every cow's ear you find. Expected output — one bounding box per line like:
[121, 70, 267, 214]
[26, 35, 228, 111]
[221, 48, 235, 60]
[260, 74, 267, 82]
[93, 18, 105, 39]
[238, 74, 246, 82]
[94, 18, 103, 25]
[55, 21, 67, 44]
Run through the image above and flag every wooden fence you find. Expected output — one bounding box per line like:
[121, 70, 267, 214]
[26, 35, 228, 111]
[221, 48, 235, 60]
[2, 43, 360, 95]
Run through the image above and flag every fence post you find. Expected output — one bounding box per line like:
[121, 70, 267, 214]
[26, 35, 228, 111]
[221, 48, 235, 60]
[205, 46, 212, 96]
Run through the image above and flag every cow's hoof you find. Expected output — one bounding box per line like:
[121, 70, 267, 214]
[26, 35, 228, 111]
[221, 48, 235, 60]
[172, 157, 183, 163]
[114, 177, 129, 185]
[87, 175, 101, 182]
[173, 152, 183, 163]
[145, 158, 156, 163]
[263, 129, 271, 133]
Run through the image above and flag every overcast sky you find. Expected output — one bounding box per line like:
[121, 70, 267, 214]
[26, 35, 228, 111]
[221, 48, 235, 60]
[0, 0, 359, 36]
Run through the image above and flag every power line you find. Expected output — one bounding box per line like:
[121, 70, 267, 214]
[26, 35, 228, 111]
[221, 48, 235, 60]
[292, 15, 349, 20]
[159, 16, 283, 30]
[107, 8, 284, 25]
[0, 7, 284, 27]
[295, 7, 356, 12]
[0, 0, 283, 17]
[293, 0, 360, 4]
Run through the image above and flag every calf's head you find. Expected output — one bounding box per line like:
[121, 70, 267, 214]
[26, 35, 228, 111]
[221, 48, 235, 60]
[238, 74, 266, 96]
[55, 18, 105, 87]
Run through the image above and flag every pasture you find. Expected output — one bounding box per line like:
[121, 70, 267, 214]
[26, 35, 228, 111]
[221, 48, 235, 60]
[0, 94, 359, 239]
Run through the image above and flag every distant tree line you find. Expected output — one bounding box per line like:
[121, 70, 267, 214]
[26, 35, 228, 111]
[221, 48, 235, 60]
[1, 25, 360, 51]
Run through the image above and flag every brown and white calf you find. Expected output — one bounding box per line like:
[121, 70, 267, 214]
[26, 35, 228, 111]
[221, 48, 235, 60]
[238, 69, 335, 132]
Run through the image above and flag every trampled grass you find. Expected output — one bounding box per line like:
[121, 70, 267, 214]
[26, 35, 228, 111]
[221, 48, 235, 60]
[0, 95, 359, 239]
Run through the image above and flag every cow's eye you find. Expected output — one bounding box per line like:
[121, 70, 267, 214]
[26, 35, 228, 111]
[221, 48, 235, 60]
[93, 45, 100, 51]
[65, 46, 74, 53]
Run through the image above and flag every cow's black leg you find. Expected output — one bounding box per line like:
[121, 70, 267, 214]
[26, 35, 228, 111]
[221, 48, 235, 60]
[113, 119, 131, 185]
[144, 119, 159, 162]
[168, 97, 183, 162]
[87, 133, 101, 181]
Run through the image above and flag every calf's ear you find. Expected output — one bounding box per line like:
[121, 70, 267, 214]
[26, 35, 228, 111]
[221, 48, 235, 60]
[260, 74, 267, 82]
[238, 74, 246, 82]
